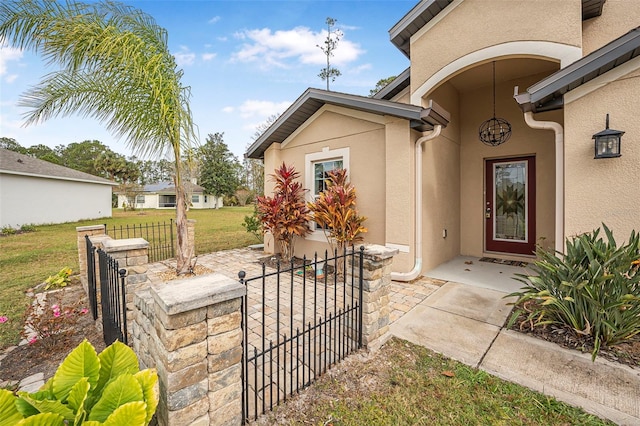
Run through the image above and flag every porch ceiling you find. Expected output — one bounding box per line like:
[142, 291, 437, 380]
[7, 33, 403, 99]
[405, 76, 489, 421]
[447, 59, 558, 93]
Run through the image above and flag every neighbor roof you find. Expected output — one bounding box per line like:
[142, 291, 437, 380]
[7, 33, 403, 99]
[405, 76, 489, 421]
[0, 148, 116, 185]
[143, 181, 205, 193]
[245, 88, 450, 159]
[390, 0, 607, 58]
[515, 26, 640, 113]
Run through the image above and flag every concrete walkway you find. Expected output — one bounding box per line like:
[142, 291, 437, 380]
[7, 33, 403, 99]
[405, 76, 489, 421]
[390, 279, 640, 425]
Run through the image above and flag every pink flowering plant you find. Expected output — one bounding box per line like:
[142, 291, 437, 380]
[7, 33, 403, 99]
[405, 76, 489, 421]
[21, 290, 89, 349]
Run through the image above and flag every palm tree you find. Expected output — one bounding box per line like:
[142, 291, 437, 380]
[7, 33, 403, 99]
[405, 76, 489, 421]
[0, 0, 197, 274]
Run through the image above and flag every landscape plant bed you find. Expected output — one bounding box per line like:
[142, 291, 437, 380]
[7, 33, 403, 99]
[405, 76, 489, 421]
[257, 254, 337, 282]
[508, 309, 640, 368]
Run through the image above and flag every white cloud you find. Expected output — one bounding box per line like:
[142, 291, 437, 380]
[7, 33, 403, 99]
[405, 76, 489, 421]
[236, 99, 292, 119]
[208, 16, 221, 24]
[0, 37, 24, 79]
[174, 46, 196, 67]
[5, 74, 19, 83]
[222, 106, 234, 113]
[202, 53, 217, 61]
[231, 26, 363, 70]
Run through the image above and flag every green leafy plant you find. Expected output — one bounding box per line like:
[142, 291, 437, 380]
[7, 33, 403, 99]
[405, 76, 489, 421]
[256, 163, 311, 261]
[242, 205, 263, 242]
[308, 168, 367, 273]
[0, 339, 158, 425]
[507, 224, 640, 360]
[44, 267, 73, 290]
[1, 225, 17, 235]
[19, 224, 37, 233]
[22, 291, 89, 349]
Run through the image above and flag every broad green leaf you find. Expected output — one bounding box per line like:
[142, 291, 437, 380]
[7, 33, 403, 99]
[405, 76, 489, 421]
[103, 402, 147, 426]
[14, 397, 39, 418]
[68, 377, 90, 425]
[16, 393, 75, 421]
[0, 389, 23, 426]
[96, 341, 139, 396]
[134, 369, 158, 425]
[89, 374, 143, 423]
[52, 340, 100, 402]
[82, 422, 103, 426]
[16, 412, 65, 426]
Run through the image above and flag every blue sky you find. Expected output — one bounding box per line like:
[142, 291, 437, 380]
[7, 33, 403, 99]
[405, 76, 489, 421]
[0, 0, 415, 158]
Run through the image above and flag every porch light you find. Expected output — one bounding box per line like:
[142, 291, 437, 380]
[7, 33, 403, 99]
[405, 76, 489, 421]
[593, 114, 623, 159]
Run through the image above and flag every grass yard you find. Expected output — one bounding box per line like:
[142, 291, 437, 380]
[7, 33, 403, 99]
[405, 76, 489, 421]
[258, 338, 613, 425]
[0, 206, 257, 349]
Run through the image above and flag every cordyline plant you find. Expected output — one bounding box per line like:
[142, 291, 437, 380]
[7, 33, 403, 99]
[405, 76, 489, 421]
[507, 224, 640, 361]
[308, 168, 367, 273]
[256, 163, 310, 261]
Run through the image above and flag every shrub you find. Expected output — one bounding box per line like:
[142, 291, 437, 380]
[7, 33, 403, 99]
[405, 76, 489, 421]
[308, 168, 367, 257]
[20, 224, 37, 233]
[508, 224, 640, 360]
[242, 205, 263, 242]
[0, 339, 157, 425]
[1, 225, 17, 235]
[44, 267, 73, 290]
[256, 163, 311, 261]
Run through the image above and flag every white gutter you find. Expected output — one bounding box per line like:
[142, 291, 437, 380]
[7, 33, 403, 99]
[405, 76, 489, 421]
[391, 124, 442, 282]
[523, 111, 565, 254]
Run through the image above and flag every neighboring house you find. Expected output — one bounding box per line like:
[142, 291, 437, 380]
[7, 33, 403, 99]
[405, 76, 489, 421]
[117, 181, 224, 210]
[0, 148, 117, 228]
[247, 0, 639, 280]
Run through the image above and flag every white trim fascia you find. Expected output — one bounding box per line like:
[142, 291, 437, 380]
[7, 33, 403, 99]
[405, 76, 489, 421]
[0, 170, 118, 186]
[411, 0, 465, 43]
[281, 104, 386, 149]
[304, 147, 350, 241]
[411, 42, 582, 106]
[564, 55, 640, 105]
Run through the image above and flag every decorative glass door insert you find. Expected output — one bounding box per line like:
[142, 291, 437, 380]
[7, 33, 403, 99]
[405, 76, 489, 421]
[485, 157, 536, 255]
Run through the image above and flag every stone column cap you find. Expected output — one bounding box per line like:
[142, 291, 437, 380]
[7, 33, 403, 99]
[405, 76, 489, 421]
[103, 238, 149, 252]
[354, 244, 399, 261]
[150, 273, 246, 315]
[76, 225, 105, 232]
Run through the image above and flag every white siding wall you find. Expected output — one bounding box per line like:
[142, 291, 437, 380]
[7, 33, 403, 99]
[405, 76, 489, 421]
[0, 174, 113, 227]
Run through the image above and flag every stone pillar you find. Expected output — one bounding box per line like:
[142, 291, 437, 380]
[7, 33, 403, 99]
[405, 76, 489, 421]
[350, 244, 398, 350]
[103, 238, 151, 331]
[138, 274, 245, 426]
[76, 224, 106, 289]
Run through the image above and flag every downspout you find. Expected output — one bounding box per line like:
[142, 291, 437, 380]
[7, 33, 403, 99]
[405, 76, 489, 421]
[391, 124, 442, 282]
[522, 111, 564, 254]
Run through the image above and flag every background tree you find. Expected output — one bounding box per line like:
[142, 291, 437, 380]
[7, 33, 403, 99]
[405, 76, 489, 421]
[199, 132, 240, 206]
[25, 144, 62, 164]
[256, 163, 311, 261]
[0, 137, 27, 154]
[317, 17, 342, 91]
[369, 76, 397, 97]
[58, 140, 108, 175]
[1, 0, 197, 274]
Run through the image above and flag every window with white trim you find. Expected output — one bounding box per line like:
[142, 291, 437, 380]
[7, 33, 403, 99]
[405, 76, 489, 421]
[305, 147, 349, 241]
[192, 194, 200, 203]
[135, 195, 145, 204]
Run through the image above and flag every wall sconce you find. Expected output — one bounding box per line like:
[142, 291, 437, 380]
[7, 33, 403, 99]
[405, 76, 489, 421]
[593, 114, 624, 159]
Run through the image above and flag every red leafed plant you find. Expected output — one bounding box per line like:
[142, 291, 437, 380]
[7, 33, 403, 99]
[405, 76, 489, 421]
[256, 163, 311, 261]
[308, 168, 367, 268]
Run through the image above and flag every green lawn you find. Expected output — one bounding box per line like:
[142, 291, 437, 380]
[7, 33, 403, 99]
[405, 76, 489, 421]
[0, 206, 257, 349]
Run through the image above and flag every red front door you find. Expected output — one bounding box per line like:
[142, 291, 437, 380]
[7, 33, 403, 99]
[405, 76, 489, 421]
[485, 156, 536, 256]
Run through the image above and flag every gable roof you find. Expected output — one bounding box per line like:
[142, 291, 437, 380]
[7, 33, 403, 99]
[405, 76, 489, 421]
[143, 181, 205, 194]
[515, 26, 640, 112]
[246, 88, 450, 159]
[390, 0, 607, 58]
[0, 148, 116, 186]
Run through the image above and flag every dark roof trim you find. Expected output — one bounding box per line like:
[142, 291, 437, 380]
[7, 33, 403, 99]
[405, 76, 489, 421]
[515, 26, 640, 112]
[245, 88, 449, 159]
[372, 68, 411, 100]
[390, 0, 606, 58]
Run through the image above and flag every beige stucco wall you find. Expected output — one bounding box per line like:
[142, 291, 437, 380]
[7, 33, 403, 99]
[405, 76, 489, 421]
[420, 81, 462, 271]
[410, 0, 582, 95]
[262, 107, 387, 259]
[563, 66, 640, 241]
[582, 0, 640, 55]
[458, 72, 559, 258]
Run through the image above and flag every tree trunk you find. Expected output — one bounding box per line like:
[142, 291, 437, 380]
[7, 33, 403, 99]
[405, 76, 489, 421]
[175, 177, 193, 275]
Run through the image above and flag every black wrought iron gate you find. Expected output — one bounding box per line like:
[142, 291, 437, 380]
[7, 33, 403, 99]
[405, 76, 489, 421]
[239, 247, 364, 423]
[85, 235, 128, 345]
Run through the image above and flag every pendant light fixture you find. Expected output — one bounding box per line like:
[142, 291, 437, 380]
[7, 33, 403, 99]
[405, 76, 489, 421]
[479, 61, 512, 146]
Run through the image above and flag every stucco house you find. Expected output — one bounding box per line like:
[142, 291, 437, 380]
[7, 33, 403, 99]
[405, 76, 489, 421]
[117, 181, 224, 210]
[0, 148, 117, 228]
[247, 0, 639, 280]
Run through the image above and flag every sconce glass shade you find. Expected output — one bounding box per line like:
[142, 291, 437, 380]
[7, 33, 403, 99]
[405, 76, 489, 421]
[593, 114, 623, 159]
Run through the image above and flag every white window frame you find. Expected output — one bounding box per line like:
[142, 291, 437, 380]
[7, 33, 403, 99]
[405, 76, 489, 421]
[305, 147, 350, 242]
[135, 195, 145, 205]
[192, 194, 200, 204]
